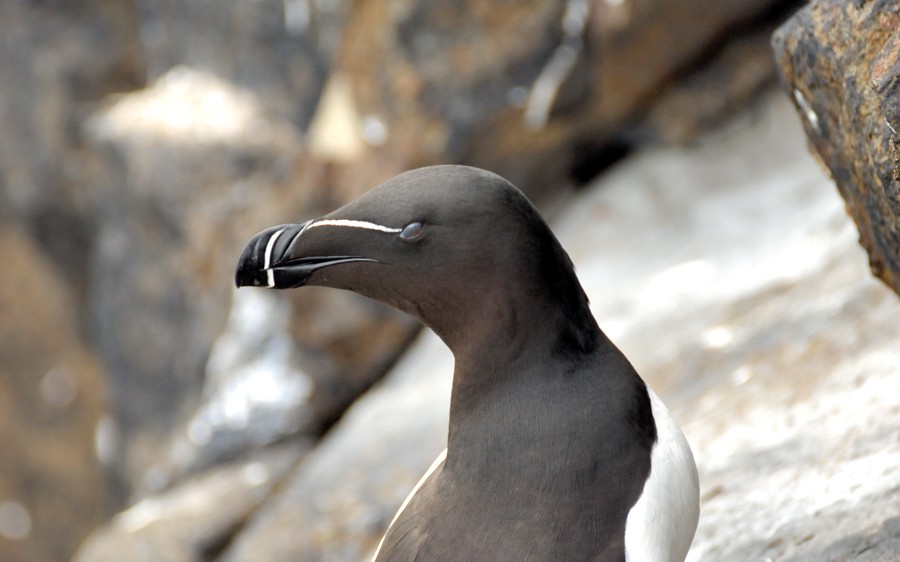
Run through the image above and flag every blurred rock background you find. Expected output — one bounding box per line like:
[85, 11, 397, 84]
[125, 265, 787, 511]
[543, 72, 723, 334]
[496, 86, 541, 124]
[1, 0, 897, 561]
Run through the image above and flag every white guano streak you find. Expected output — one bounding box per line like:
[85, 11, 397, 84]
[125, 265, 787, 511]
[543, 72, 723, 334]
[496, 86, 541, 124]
[264, 228, 285, 288]
[307, 219, 402, 234]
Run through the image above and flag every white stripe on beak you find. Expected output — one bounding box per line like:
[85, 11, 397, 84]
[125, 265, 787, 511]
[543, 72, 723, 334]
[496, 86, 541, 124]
[264, 228, 285, 288]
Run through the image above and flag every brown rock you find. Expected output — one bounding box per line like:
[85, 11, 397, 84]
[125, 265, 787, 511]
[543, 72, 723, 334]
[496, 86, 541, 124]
[0, 223, 114, 562]
[772, 0, 900, 297]
[0, 3, 141, 559]
[632, 25, 780, 144]
[339, 0, 790, 197]
[871, 31, 900, 213]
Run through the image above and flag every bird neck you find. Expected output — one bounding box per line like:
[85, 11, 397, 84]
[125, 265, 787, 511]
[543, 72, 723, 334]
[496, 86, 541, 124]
[440, 284, 645, 487]
[443, 265, 602, 387]
[443, 328, 653, 495]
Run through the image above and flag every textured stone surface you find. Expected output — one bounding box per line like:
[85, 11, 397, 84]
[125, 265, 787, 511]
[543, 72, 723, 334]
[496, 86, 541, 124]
[773, 0, 900, 297]
[554, 92, 900, 562]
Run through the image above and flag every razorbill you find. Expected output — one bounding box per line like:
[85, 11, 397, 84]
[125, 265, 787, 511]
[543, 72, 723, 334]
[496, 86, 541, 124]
[235, 165, 700, 561]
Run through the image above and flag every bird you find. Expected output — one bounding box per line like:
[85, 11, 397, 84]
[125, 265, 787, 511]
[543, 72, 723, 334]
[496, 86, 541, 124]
[235, 165, 700, 562]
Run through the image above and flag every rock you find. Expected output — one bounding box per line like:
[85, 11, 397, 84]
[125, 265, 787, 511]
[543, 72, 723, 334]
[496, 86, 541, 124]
[339, 0, 794, 197]
[0, 222, 114, 562]
[136, 0, 346, 129]
[84, 67, 309, 494]
[285, 288, 421, 434]
[84, 66, 419, 496]
[631, 25, 779, 144]
[772, 0, 900, 297]
[0, 0, 143, 299]
[74, 444, 301, 562]
[216, 91, 900, 560]
[156, 290, 318, 481]
[0, 2, 143, 558]
[221, 333, 452, 562]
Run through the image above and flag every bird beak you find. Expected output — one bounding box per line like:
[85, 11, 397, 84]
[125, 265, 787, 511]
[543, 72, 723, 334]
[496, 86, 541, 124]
[234, 221, 376, 289]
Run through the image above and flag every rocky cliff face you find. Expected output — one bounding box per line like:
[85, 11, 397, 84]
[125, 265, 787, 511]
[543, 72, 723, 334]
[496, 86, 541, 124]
[773, 0, 900, 298]
[8, 1, 896, 561]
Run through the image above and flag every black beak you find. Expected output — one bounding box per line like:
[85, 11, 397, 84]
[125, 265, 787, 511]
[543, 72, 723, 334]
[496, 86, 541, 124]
[234, 221, 375, 289]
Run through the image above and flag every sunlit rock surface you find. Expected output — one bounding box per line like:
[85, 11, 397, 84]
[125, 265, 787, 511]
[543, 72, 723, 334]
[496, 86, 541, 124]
[74, 444, 301, 562]
[222, 332, 452, 562]
[212, 92, 900, 560]
[559, 93, 900, 561]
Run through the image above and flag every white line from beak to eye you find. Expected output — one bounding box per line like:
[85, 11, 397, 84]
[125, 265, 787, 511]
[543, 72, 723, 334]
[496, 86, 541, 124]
[298, 220, 313, 237]
[307, 219, 402, 234]
[264, 228, 285, 288]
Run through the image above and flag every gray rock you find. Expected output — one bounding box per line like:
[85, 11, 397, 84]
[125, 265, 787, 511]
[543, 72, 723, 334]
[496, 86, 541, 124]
[0, 0, 143, 298]
[85, 67, 309, 494]
[137, 0, 345, 129]
[74, 445, 302, 562]
[221, 333, 452, 562]
[557, 92, 900, 562]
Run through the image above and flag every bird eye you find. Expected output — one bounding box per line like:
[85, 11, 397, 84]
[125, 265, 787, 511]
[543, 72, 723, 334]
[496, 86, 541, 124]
[399, 221, 425, 241]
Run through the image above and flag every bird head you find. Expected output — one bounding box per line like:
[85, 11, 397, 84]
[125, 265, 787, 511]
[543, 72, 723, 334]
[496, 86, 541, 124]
[235, 165, 593, 351]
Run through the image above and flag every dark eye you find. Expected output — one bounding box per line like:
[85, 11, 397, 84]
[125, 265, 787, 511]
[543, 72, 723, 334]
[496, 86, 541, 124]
[399, 221, 425, 241]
